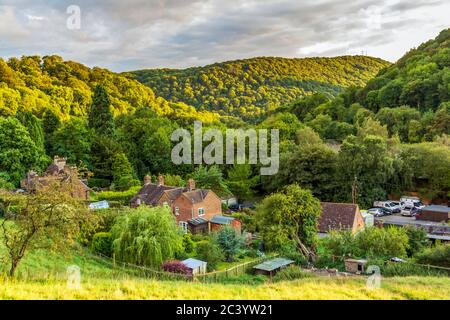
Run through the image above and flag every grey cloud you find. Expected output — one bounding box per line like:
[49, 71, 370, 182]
[0, 0, 448, 71]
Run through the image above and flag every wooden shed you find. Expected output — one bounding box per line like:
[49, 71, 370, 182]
[181, 258, 207, 275]
[344, 258, 367, 274]
[253, 258, 295, 279]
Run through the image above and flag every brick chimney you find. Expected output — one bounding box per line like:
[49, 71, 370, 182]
[157, 175, 164, 186]
[54, 156, 67, 171]
[187, 178, 195, 191]
[144, 175, 152, 185]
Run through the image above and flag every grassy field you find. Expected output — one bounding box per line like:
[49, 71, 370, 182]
[1, 275, 449, 300]
[0, 230, 449, 300]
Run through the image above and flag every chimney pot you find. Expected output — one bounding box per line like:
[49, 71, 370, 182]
[157, 175, 164, 186]
[144, 175, 152, 185]
[187, 178, 195, 191]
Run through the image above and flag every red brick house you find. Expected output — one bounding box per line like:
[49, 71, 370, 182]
[318, 202, 365, 234]
[130, 176, 240, 234]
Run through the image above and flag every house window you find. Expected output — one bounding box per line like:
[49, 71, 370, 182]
[175, 207, 180, 215]
[198, 208, 205, 216]
[179, 221, 188, 234]
[163, 201, 168, 207]
[136, 198, 141, 206]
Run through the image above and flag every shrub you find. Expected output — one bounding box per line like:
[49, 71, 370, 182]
[355, 226, 409, 259]
[405, 226, 430, 257]
[97, 186, 141, 205]
[380, 261, 448, 277]
[90, 232, 113, 256]
[278, 243, 308, 266]
[313, 254, 345, 270]
[215, 226, 243, 262]
[195, 240, 224, 271]
[323, 230, 355, 258]
[182, 233, 195, 254]
[161, 260, 192, 275]
[415, 244, 450, 268]
[273, 265, 315, 282]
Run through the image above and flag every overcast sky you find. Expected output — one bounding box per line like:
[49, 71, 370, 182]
[0, 0, 448, 71]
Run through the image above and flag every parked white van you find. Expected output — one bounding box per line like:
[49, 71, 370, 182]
[400, 196, 425, 209]
[373, 201, 401, 213]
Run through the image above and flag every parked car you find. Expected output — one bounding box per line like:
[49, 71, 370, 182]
[373, 201, 401, 213]
[368, 207, 392, 217]
[400, 196, 425, 209]
[228, 204, 241, 212]
[401, 205, 419, 217]
[390, 257, 406, 263]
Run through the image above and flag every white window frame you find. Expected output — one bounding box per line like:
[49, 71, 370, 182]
[175, 207, 180, 215]
[198, 208, 205, 216]
[179, 221, 188, 234]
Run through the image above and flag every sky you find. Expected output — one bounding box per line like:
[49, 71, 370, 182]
[0, 0, 448, 71]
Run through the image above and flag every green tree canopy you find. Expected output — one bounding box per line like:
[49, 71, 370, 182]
[111, 206, 183, 268]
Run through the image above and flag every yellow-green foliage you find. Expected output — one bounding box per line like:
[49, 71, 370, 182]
[129, 56, 390, 119]
[0, 55, 220, 124]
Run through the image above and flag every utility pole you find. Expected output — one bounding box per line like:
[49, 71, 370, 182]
[352, 176, 358, 204]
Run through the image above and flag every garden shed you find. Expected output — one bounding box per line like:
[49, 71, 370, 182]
[253, 257, 295, 278]
[181, 258, 207, 275]
[344, 258, 367, 274]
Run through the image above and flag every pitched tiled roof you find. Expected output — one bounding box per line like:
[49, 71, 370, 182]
[131, 183, 179, 205]
[182, 189, 209, 204]
[131, 182, 212, 206]
[318, 202, 359, 233]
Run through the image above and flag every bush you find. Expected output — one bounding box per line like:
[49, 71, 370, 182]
[313, 254, 345, 270]
[405, 226, 430, 257]
[112, 176, 141, 191]
[161, 260, 192, 275]
[380, 261, 448, 277]
[355, 226, 409, 259]
[195, 240, 224, 271]
[97, 186, 141, 205]
[273, 265, 315, 282]
[278, 243, 308, 266]
[323, 230, 355, 258]
[215, 226, 243, 262]
[415, 244, 450, 268]
[90, 232, 113, 256]
[182, 233, 195, 254]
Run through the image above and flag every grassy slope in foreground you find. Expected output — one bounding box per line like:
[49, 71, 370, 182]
[1, 276, 449, 300]
[0, 247, 449, 300]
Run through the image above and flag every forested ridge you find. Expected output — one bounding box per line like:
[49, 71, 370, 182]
[0, 55, 220, 123]
[128, 56, 389, 119]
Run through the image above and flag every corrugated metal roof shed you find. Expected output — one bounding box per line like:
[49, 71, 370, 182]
[253, 258, 294, 272]
[182, 258, 207, 269]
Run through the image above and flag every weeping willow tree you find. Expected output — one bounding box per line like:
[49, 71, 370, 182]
[111, 206, 183, 268]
